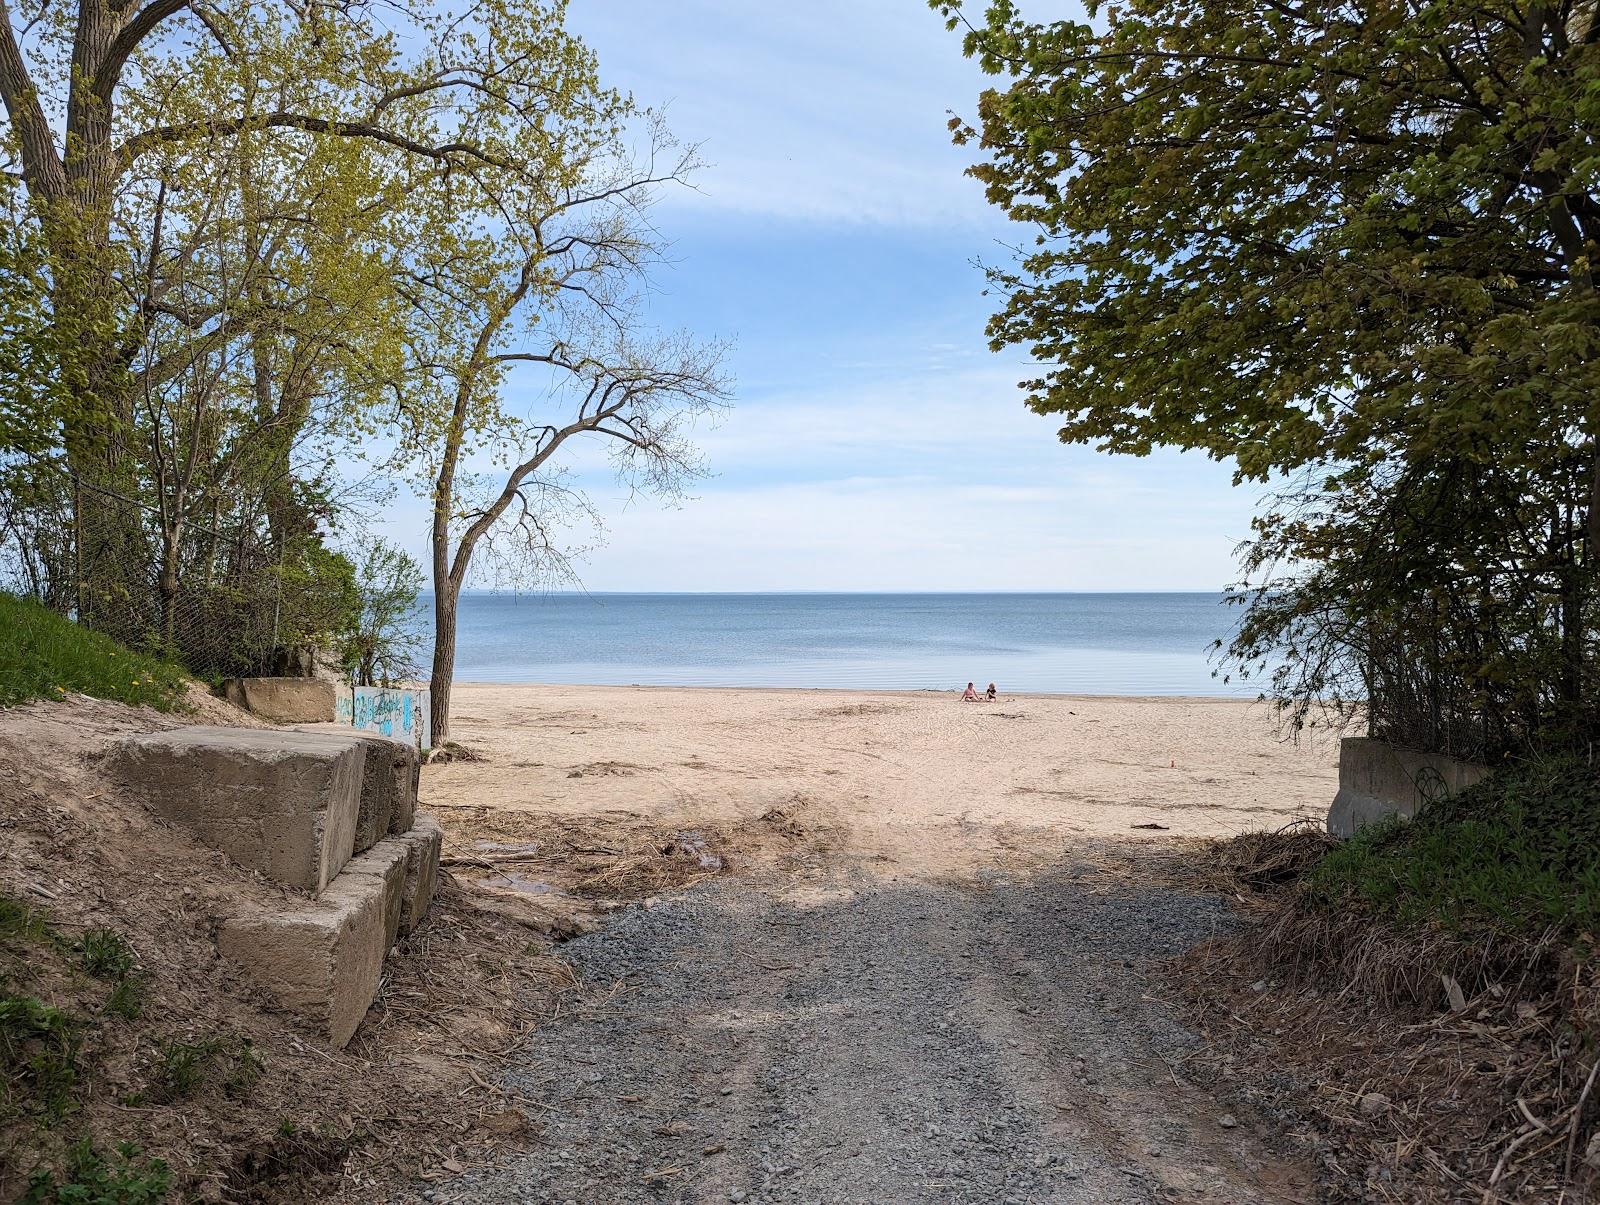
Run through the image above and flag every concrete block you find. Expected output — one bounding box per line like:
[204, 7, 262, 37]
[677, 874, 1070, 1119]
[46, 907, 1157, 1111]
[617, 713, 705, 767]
[218, 868, 391, 1047]
[1328, 737, 1491, 837]
[390, 751, 420, 836]
[394, 813, 443, 936]
[109, 726, 362, 893]
[338, 839, 409, 949]
[294, 726, 419, 852]
[222, 677, 337, 724]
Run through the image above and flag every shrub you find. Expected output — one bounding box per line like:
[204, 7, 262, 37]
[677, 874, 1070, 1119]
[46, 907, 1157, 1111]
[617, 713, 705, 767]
[1306, 757, 1600, 942]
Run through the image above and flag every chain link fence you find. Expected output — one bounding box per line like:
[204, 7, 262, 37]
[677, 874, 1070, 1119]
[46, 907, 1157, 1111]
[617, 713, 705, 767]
[1, 451, 357, 680]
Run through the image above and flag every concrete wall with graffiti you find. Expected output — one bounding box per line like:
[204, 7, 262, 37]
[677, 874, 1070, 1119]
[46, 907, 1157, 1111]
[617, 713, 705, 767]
[335, 685, 432, 751]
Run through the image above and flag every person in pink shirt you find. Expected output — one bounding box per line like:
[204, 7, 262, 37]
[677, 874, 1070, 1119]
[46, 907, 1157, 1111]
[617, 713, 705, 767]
[961, 682, 980, 702]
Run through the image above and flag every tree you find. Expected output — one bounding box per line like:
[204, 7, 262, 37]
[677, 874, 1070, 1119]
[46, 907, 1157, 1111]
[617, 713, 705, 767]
[341, 541, 424, 688]
[937, 0, 1600, 754]
[0, 0, 612, 635]
[398, 118, 730, 744]
[0, 156, 70, 604]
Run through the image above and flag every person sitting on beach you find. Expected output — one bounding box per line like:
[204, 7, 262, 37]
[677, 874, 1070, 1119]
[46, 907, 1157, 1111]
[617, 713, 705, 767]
[985, 682, 997, 701]
[961, 682, 980, 702]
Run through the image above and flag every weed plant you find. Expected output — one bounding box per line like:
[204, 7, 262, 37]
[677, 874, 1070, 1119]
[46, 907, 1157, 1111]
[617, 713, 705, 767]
[22, 1138, 170, 1204]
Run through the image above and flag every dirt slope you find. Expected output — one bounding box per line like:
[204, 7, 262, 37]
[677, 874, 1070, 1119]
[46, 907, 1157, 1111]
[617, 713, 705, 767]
[0, 694, 569, 1201]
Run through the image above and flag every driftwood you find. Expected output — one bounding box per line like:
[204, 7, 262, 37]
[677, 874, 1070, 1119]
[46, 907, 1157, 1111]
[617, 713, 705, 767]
[451, 880, 601, 939]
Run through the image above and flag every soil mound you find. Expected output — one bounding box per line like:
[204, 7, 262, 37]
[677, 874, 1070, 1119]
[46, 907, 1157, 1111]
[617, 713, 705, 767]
[0, 694, 568, 1201]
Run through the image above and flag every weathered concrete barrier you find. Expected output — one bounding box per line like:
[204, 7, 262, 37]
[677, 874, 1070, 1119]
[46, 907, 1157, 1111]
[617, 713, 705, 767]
[111, 723, 442, 1047]
[1328, 737, 1490, 838]
[394, 813, 442, 937]
[217, 821, 440, 1047]
[335, 684, 432, 751]
[223, 677, 337, 724]
[219, 844, 398, 1047]
[109, 727, 362, 893]
[295, 725, 420, 851]
[338, 839, 410, 949]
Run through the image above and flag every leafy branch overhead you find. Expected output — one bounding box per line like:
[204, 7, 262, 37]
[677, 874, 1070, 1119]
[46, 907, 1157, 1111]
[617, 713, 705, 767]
[936, 0, 1599, 477]
[940, 0, 1600, 757]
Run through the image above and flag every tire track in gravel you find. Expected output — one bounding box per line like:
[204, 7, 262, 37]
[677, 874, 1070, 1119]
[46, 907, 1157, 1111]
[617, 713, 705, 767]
[434, 855, 1312, 1205]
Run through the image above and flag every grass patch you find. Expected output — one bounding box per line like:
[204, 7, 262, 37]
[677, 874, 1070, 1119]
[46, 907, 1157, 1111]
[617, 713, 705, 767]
[1305, 756, 1600, 942]
[143, 1034, 259, 1104]
[223, 1038, 263, 1100]
[77, 929, 135, 981]
[104, 975, 146, 1021]
[0, 593, 188, 710]
[22, 1138, 171, 1204]
[0, 895, 60, 947]
[0, 994, 83, 1123]
[146, 1038, 214, 1103]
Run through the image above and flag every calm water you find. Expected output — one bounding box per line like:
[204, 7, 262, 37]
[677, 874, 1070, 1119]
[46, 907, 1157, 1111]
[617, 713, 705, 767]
[431, 592, 1247, 696]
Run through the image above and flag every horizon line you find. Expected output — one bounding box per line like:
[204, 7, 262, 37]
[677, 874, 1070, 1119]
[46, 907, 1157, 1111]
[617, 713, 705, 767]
[436, 588, 1236, 597]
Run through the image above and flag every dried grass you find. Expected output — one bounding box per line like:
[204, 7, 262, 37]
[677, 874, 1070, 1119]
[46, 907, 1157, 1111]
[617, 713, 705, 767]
[1173, 827, 1600, 1203]
[1189, 819, 1338, 898]
[440, 812, 728, 905]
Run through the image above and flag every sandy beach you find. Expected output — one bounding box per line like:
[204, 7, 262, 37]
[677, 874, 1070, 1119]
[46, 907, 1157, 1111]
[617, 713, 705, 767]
[425, 683, 1340, 879]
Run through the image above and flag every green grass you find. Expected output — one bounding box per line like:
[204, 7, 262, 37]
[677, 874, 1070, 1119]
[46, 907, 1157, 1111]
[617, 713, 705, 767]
[0, 594, 188, 710]
[0, 994, 83, 1123]
[147, 1039, 214, 1103]
[1307, 756, 1600, 942]
[77, 930, 135, 982]
[0, 895, 60, 947]
[144, 1034, 259, 1103]
[104, 975, 146, 1022]
[22, 1138, 171, 1204]
[222, 1037, 262, 1100]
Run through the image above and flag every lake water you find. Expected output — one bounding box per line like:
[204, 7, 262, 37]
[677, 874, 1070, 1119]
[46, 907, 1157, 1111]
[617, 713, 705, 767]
[433, 592, 1249, 696]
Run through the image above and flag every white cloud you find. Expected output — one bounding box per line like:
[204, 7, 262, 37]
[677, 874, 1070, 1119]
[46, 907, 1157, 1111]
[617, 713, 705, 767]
[571, 0, 1021, 226]
[568, 468, 1252, 592]
[353, 4, 1261, 595]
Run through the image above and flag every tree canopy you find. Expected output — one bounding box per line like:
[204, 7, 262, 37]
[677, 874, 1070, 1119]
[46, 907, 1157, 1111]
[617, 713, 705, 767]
[0, 0, 727, 691]
[939, 0, 1600, 756]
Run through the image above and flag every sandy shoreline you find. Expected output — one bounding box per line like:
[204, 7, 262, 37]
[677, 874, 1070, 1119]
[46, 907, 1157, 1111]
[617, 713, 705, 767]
[453, 679, 1258, 701]
[425, 682, 1341, 878]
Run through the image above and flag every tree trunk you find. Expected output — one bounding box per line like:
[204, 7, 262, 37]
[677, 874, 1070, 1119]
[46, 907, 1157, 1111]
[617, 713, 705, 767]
[429, 578, 457, 746]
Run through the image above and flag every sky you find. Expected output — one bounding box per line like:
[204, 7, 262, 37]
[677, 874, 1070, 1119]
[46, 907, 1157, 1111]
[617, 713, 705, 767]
[370, 0, 1265, 592]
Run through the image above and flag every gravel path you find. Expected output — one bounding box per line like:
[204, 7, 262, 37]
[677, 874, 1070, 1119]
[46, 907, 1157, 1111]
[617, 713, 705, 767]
[438, 857, 1309, 1204]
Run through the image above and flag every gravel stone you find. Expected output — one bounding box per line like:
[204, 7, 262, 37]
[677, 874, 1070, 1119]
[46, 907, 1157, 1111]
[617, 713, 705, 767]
[433, 857, 1307, 1203]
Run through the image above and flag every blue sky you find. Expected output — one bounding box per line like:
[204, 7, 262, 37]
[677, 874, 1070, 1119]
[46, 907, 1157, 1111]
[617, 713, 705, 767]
[372, 0, 1263, 592]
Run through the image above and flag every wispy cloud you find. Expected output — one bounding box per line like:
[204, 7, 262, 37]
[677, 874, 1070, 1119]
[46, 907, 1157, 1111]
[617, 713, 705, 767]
[572, 0, 1009, 227]
[363, 4, 1257, 594]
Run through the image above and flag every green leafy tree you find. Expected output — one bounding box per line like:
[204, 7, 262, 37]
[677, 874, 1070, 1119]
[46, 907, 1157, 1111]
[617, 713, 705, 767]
[0, 0, 615, 636]
[342, 540, 424, 688]
[938, 0, 1600, 756]
[0, 161, 60, 461]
